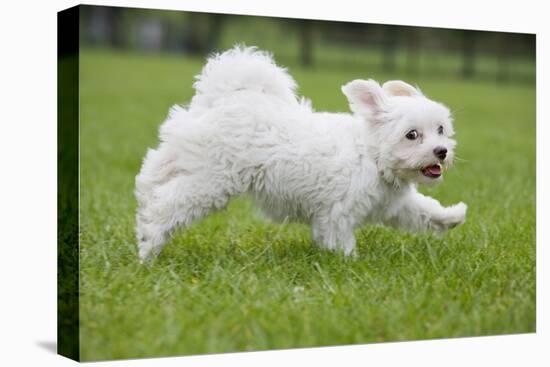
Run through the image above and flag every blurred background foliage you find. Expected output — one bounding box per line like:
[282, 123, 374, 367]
[79, 6, 535, 84]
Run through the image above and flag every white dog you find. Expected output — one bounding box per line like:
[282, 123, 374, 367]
[135, 46, 467, 261]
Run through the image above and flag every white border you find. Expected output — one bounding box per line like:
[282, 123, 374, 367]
[0, 0, 546, 366]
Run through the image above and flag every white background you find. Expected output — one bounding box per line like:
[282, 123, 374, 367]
[0, 0, 547, 365]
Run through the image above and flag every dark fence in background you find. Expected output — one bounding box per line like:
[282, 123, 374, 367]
[79, 5, 536, 84]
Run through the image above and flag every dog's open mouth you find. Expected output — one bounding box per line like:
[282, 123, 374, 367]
[421, 164, 442, 178]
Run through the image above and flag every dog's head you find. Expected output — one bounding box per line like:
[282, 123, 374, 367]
[342, 79, 456, 186]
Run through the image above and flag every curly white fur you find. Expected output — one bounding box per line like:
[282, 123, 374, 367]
[135, 46, 467, 261]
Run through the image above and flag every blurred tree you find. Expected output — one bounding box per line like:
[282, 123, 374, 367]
[206, 14, 226, 53]
[382, 26, 398, 72]
[183, 13, 226, 55]
[405, 27, 421, 75]
[183, 13, 204, 54]
[105, 7, 124, 48]
[461, 30, 476, 79]
[497, 33, 510, 83]
[299, 19, 314, 67]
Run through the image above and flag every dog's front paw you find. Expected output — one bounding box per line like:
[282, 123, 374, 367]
[431, 202, 467, 232]
[442, 202, 467, 229]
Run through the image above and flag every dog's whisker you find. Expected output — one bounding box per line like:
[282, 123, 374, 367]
[452, 156, 469, 163]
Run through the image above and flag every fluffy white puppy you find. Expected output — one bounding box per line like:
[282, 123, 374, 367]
[135, 46, 467, 261]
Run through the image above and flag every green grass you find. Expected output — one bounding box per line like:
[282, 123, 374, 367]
[79, 50, 535, 361]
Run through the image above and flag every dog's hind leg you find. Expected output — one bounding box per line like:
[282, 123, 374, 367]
[135, 149, 239, 262]
[136, 172, 236, 262]
[135, 215, 172, 262]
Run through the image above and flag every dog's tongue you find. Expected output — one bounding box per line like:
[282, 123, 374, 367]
[425, 164, 441, 175]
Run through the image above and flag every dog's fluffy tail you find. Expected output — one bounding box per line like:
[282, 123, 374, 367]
[191, 45, 298, 107]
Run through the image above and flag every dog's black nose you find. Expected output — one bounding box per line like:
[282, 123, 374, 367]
[433, 146, 447, 160]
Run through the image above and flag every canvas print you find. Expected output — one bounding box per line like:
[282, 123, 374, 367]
[58, 4, 536, 362]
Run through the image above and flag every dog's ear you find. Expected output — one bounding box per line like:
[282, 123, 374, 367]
[382, 80, 422, 97]
[341, 79, 387, 118]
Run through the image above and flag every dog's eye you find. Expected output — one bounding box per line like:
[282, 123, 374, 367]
[438, 125, 444, 135]
[405, 130, 419, 140]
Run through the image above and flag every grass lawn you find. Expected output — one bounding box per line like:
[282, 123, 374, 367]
[78, 50, 535, 361]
